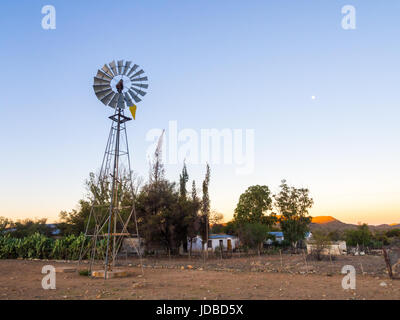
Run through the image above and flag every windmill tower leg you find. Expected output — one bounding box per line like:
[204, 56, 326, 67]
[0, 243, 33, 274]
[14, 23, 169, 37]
[79, 107, 143, 279]
[104, 108, 122, 278]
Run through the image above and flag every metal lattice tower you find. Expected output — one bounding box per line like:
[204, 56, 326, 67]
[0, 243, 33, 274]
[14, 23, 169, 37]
[78, 60, 148, 279]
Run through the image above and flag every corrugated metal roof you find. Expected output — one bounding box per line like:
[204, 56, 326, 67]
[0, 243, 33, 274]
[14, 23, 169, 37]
[269, 231, 284, 237]
[209, 234, 236, 239]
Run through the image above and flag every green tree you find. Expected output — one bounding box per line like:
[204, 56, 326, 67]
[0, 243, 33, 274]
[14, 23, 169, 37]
[179, 162, 189, 198]
[309, 230, 331, 260]
[209, 210, 224, 234]
[209, 210, 224, 226]
[233, 185, 275, 226]
[344, 224, 372, 248]
[371, 231, 389, 247]
[187, 180, 201, 256]
[274, 180, 313, 250]
[136, 179, 180, 254]
[200, 164, 211, 254]
[239, 223, 270, 255]
[175, 163, 193, 253]
[136, 145, 205, 255]
[224, 221, 239, 236]
[8, 218, 52, 238]
[0, 217, 14, 232]
[58, 170, 137, 236]
[386, 229, 400, 238]
[327, 229, 342, 241]
[210, 223, 225, 234]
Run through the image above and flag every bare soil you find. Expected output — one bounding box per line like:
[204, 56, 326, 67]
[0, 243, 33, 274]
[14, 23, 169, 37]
[0, 255, 399, 300]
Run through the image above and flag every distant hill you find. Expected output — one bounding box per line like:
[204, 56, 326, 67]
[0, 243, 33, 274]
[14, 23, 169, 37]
[311, 216, 338, 224]
[310, 216, 400, 232]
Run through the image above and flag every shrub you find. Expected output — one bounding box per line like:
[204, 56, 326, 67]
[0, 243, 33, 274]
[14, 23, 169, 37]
[0, 233, 95, 260]
[79, 269, 90, 276]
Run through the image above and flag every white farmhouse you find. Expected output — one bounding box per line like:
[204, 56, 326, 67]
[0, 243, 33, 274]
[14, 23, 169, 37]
[187, 234, 239, 252]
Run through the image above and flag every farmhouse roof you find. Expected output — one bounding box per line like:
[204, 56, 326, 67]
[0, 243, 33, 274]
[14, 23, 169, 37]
[269, 232, 284, 237]
[209, 234, 236, 239]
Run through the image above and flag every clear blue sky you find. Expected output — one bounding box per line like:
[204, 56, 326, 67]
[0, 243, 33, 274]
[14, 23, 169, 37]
[1, 0, 399, 224]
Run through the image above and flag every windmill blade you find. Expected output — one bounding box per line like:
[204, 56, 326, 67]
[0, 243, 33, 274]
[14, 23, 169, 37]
[129, 69, 144, 79]
[94, 77, 111, 85]
[122, 61, 132, 75]
[95, 88, 113, 101]
[94, 87, 112, 96]
[131, 87, 147, 97]
[127, 64, 139, 77]
[131, 82, 149, 89]
[117, 60, 124, 74]
[131, 76, 148, 82]
[109, 61, 118, 76]
[101, 91, 115, 105]
[96, 70, 112, 80]
[101, 64, 114, 78]
[93, 84, 111, 92]
[108, 93, 120, 108]
[124, 93, 135, 107]
[128, 89, 142, 103]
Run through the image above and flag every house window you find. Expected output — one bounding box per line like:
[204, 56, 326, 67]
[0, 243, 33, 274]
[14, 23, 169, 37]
[207, 240, 212, 248]
[219, 239, 223, 247]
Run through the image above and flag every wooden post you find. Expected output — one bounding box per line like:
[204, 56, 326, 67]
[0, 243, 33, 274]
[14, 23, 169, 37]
[303, 249, 308, 270]
[329, 253, 334, 274]
[189, 238, 193, 260]
[383, 249, 393, 280]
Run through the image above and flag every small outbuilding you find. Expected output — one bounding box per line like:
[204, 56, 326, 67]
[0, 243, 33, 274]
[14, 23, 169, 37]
[187, 234, 239, 252]
[306, 241, 347, 255]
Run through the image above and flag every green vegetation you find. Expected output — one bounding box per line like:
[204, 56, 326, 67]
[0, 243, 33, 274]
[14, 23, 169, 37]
[274, 180, 314, 250]
[309, 230, 331, 260]
[232, 185, 277, 253]
[233, 185, 275, 225]
[344, 223, 372, 247]
[135, 154, 205, 255]
[0, 232, 99, 260]
[313, 225, 400, 249]
[0, 217, 53, 238]
[238, 223, 271, 255]
[79, 269, 90, 276]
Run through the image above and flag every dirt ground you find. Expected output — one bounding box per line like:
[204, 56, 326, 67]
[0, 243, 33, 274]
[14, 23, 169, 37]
[1, 255, 399, 300]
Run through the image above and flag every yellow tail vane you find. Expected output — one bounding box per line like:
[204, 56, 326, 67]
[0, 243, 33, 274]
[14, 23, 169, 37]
[129, 105, 137, 120]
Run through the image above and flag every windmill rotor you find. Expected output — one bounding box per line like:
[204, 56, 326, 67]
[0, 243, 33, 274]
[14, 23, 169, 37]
[93, 60, 148, 111]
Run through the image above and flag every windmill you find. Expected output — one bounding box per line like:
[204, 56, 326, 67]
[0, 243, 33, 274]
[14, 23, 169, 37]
[79, 60, 148, 279]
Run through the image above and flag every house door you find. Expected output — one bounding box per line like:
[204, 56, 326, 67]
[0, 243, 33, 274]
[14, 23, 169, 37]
[227, 239, 232, 250]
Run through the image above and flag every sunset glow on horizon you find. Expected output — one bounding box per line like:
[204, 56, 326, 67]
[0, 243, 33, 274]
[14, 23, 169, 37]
[1, 1, 399, 227]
